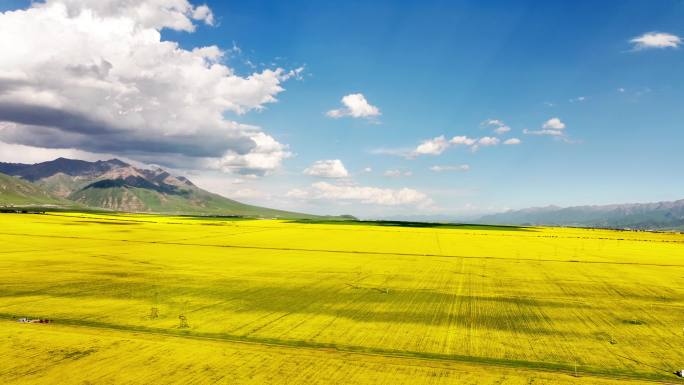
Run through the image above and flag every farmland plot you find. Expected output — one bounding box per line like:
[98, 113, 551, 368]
[1, 212, 683, 384]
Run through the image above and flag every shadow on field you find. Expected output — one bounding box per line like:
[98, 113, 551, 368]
[2, 273, 600, 335]
[287, 219, 534, 231]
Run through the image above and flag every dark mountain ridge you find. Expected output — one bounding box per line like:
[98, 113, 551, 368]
[1, 157, 127, 181]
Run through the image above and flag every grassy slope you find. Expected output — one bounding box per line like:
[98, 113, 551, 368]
[68, 185, 320, 218]
[1, 212, 683, 383]
[0, 172, 73, 206]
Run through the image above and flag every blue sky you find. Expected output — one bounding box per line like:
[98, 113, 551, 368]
[1, 0, 683, 217]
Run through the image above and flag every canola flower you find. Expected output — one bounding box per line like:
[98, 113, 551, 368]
[0, 212, 683, 384]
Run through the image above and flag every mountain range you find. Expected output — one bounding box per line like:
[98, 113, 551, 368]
[476, 200, 684, 230]
[2, 157, 683, 229]
[0, 158, 315, 218]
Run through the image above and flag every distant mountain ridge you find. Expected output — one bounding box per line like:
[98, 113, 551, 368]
[0, 158, 316, 218]
[477, 199, 684, 230]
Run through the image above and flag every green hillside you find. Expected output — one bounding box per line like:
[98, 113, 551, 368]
[68, 183, 318, 218]
[0, 172, 73, 207]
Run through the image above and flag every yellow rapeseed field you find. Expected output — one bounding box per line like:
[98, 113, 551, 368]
[1, 212, 683, 384]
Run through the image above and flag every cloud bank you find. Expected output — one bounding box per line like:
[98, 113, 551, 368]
[288, 182, 431, 206]
[0, 0, 299, 176]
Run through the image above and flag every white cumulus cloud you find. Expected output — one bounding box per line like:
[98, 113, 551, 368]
[630, 32, 681, 50]
[450, 136, 477, 146]
[503, 138, 521, 145]
[543, 118, 566, 130]
[523, 118, 567, 137]
[326, 93, 381, 119]
[477, 136, 500, 146]
[482, 119, 511, 135]
[410, 133, 504, 157]
[413, 135, 449, 155]
[50, 0, 215, 31]
[384, 169, 412, 177]
[303, 159, 350, 178]
[228, 188, 269, 199]
[379, 130, 517, 160]
[0, 0, 299, 176]
[429, 165, 470, 172]
[211, 132, 292, 176]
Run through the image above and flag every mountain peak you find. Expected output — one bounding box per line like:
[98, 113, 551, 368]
[105, 159, 129, 167]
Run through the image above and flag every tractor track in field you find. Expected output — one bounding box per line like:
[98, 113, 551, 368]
[0, 316, 679, 384]
[1, 230, 684, 268]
